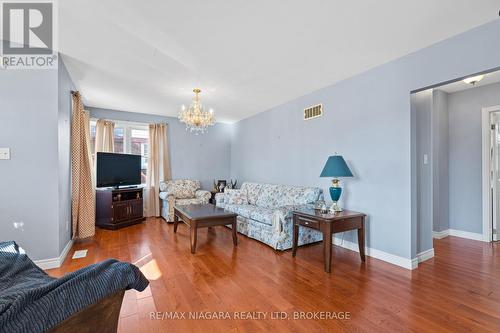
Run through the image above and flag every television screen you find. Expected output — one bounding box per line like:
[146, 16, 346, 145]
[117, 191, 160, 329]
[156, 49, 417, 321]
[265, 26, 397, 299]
[96, 152, 142, 188]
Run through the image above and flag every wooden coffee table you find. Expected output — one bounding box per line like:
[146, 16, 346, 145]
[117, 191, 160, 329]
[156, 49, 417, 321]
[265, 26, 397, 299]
[173, 204, 238, 254]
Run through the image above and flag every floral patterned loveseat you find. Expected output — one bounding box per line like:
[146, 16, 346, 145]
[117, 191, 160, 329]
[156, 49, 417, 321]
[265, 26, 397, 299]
[215, 182, 324, 250]
[159, 179, 211, 221]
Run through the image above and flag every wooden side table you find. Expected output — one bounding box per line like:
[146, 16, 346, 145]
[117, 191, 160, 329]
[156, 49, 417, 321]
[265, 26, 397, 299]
[292, 209, 366, 273]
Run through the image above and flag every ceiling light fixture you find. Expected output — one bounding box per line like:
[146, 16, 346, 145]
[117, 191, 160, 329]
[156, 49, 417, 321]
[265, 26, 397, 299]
[178, 88, 215, 134]
[462, 74, 484, 85]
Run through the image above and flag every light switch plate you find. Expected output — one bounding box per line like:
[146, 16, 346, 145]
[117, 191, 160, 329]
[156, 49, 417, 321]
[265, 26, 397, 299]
[0, 148, 10, 160]
[423, 154, 428, 165]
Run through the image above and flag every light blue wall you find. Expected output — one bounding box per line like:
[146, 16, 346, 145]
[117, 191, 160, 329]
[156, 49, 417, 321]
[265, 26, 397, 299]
[411, 88, 449, 254]
[0, 68, 60, 260]
[57, 57, 75, 253]
[2, 19, 500, 264]
[87, 107, 232, 190]
[231, 19, 500, 260]
[0, 56, 76, 260]
[449, 82, 500, 234]
[432, 90, 449, 233]
[412, 90, 433, 254]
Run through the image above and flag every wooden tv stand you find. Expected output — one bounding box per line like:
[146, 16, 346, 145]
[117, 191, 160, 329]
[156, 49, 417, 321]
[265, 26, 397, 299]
[96, 187, 145, 230]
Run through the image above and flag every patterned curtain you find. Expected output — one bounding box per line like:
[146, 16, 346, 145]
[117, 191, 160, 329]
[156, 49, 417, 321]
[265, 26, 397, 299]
[71, 92, 95, 239]
[145, 123, 172, 217]
[95, 119, 115, 153]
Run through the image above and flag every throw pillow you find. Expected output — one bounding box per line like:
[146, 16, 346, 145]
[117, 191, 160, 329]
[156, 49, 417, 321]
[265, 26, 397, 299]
[225, 189, 248, 205]
[169, 180, 198, 199]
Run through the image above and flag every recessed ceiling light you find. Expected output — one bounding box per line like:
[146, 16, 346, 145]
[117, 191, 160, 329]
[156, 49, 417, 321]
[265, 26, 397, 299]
[462, 75, 485, 85]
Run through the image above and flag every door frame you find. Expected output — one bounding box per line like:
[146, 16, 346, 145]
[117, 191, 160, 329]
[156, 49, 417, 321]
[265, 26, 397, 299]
[481, 105, 500, 242]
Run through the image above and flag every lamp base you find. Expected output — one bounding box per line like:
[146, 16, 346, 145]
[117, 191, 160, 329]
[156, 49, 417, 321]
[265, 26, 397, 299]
[329, 180, 343, 213]
[329, 201, 343, 213]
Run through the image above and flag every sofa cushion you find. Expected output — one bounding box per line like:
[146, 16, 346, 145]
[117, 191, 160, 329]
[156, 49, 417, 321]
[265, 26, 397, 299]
[249, 206, 275, 226]
[224, 204, 254, 220]
[225, 189, 248, 205]
[255, 184, 322, 208]
[255, 184, 282, 208]
[240, 183, 263, 205]
[276, 186, 321, 206]
[224, 204, 274, 226]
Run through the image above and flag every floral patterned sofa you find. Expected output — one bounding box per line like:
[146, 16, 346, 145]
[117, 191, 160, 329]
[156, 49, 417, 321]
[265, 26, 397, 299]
[215, 182, 324, 250]
[159, 179, 211, 221]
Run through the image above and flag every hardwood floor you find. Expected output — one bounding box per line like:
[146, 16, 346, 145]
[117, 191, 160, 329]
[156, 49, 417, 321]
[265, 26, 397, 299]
[47, 218, 500, 332]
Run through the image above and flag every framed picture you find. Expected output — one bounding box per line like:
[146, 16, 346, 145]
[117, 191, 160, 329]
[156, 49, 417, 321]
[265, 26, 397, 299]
[217, 180, 227, 192]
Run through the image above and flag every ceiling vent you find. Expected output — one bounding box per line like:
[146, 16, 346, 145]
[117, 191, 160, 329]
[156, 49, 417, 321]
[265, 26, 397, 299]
[304, 104, 323, 120]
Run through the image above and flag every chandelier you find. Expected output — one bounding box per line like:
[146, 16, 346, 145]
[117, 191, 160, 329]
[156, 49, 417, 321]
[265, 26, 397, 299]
[178, 88, 215, 134]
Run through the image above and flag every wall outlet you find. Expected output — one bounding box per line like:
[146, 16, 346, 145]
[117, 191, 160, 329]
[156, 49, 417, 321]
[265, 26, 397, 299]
[66, 220, 69, 231]
[423, 154, 428, 165]
[0, 148, 10, 160]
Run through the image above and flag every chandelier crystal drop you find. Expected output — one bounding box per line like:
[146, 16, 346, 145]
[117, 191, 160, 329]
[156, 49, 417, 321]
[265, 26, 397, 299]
[178, 88, 215, 134]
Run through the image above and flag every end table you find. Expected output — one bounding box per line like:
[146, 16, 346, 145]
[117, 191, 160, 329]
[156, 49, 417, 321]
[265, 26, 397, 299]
[292, 208, 366, 273]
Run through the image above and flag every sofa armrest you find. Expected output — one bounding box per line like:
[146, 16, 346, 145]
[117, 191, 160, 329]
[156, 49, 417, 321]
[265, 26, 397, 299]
[159, 191, 174, 200]
[276, 204, 316, 219]
[195, 189, 211, 203]
[214, 192, 225, 204]
[271, 204, 317, 237]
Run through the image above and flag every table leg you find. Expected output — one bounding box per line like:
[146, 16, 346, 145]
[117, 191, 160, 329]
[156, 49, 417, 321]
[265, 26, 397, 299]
[190, 221, 197, 254]
[232, 218, 237, 246]
[358, 217, 366, 262]
[292, 216, 299, 257]
[322, 223, 332, 273]
[173, 213, 179, 233]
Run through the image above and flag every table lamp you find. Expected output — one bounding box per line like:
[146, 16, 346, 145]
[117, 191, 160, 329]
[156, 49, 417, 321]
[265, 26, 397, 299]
[320, 155, 353, 212]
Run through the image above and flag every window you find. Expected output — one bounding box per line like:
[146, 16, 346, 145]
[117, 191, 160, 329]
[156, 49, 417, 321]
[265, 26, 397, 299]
[130, 127, 149, 184]
[114, 126, 124, 153]
[90, 119, 149, 184]
[90, 121, 97, 158]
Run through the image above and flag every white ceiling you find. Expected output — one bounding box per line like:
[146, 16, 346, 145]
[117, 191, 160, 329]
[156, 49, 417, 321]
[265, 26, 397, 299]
[437, 70, 500, 93]
[59, 0, 500, 123]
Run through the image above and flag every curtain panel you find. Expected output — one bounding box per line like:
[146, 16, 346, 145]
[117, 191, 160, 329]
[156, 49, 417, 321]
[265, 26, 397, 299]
[71, 92, 96, 239]
[145, 123, 172, 217]
[95, 119, 115, 153]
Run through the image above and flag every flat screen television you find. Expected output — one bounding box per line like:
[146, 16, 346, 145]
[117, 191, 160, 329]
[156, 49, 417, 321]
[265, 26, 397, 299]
[96, 152, 142, 188]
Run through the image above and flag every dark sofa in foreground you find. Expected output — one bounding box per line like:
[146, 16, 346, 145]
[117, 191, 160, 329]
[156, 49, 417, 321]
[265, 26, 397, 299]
[0, 241, 149, 333]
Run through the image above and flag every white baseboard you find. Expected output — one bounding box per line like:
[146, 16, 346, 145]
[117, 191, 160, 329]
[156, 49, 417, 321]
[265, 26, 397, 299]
[34, 240, 73, 270]
[432, 229, 485, 242]
[332, 237, 416, 270]
[432, 230, 449, 239]
[448, 229, 484, 241]
[417, 248, 434, 264]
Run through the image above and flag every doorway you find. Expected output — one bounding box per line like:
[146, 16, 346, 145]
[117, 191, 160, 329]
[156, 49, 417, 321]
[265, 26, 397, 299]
[412, 69, 500, 265]
[482, 106, 500, 242]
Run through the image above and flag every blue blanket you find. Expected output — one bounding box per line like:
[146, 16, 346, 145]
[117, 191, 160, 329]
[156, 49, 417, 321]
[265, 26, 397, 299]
[0, 241, 149, 333]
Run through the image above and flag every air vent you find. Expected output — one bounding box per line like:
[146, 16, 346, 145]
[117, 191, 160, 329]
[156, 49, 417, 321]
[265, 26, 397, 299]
[304, 104, 323, 120]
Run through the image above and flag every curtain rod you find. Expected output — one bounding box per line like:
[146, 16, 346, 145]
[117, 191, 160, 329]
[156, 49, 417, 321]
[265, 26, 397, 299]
[89, 117, 168, 126]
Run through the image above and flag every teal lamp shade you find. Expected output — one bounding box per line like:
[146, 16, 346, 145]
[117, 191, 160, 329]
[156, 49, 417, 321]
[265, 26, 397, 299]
[320, 155, 353, 178]
[320, 155, 353, 211]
